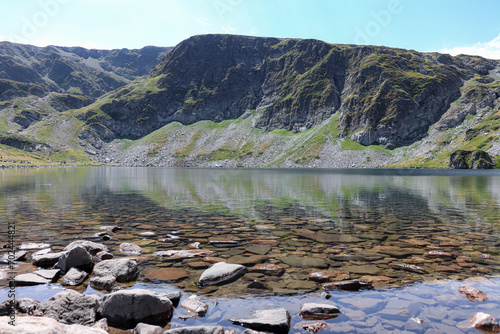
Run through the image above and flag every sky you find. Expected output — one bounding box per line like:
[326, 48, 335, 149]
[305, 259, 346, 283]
[0, 0, 499, 59]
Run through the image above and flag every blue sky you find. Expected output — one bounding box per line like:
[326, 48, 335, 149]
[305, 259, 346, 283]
[1, 0, 499, 58]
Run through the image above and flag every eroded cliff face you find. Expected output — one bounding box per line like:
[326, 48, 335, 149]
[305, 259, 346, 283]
[81, 34, 499, 149]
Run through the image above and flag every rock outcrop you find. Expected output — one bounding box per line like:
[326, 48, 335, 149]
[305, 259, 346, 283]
[449, 150, 496, 169]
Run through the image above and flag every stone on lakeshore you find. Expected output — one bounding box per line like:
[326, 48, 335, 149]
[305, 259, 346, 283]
[92, 318, 109, 332]
[40, 289, 102, 326]
[138, 231, 156, 237]
[133, 322, 163, 334]
[228, 255, 268, 265]
[286, 280, 317, 291]
[0, 250, 27, 263]
[0, 298, 41, 316]
[18, 242, 51, 250]
[307, 270, 350, 282]
[64, 240, 107, 255]
[62, 267, 88, 286]
[249, 263, 285, 276]
[228, 308, 291, 333]
[246, 245, 272, 255]
[154, 249, 213, 261]
[301, 321, 327, 333]
[180, 295, 209, 317]
[32, 251, 64, 268]
[343, 265, 381, 275]
[358, 275, 395, 284]
[163, 326, 225, 334]
[470, 312, 500, 332]
[95, 250, 114, 260]
[458, 285, 488, 302]
[118, 242, 144, 255]
[0, 316, 108, 333]
[390, 263, 427, 274]
[198, 262, 247, 287]
[424, 250, 455, 259]
[185, 261, 209, 269]
[14, 269, 61, 286]
[100, 225, 122, 233]
[101, 289, 174, 328]
[32, 248, 53, 256]
[278, 256, 328, 269]
[91, 231, 112, 241]
[299, 303, 340, 320]
[322, 279, 373, 291]
[90, 258, 139, 290]
[54, 246, 94, 273]
[144, 268, 189, 282]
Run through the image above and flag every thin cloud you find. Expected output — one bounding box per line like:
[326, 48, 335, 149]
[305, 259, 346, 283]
[440, 33, 500, 60]
[220, 25, 237, 34]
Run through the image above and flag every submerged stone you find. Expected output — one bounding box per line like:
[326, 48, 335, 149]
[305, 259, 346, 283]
[198, 262, 247, 287]
[458, 285, 488, 302]
[299, 303, 341, 320]
[228, 308, 291, 333]
[322, 279, 373, 291]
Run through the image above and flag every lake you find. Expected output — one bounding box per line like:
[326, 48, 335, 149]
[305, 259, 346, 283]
[0, 167, 499, 333]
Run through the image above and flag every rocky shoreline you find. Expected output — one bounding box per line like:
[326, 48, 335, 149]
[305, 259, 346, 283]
[2, 238, 499, 333]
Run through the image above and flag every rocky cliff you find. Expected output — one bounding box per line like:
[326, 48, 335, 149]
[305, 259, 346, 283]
[0, 34, 499, 168]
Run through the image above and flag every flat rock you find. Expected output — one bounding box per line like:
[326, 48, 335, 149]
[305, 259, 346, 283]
[18, 243, 51, 250]
[278, 256, 328, 269]
[62, 267, 88, 286]
[299, 303, 341, 320]
[163, 326, 225, 334]
[54, 246, 94, 273]
[154, 249, 213, 261]
[32, 252, 64, 268]
[246, 245, 272, 255]
[90, 258, 139, 290]
[133, 322, 163, 334]
[64, 240, 107, 255]
[228, 307, 291, 333]
[14, 269, 60, 286]
[101, 288, 174, 328]
[390, 263, 426, 274]
[0, 250, 27, 263]
[144, 268, 189, 282]
[424, 250, 455, 259]
[249, 263, 285, 276]
[307, 270, 350, 282]
[343, 265, 381, 275]
[100, 225, 122, 233]
[40, 289, 102, 326]
[458, 285, 488, 302]
[228, 255, 268, 265]
[138, 231, 156, 237]
[322, 279, 373, 291]
[180, 295, 209, 316]
[198, 262, 247, 287]
[0, 316, 108, 333]
[470, 312, 500, 332]
[118, 243, 144, 255]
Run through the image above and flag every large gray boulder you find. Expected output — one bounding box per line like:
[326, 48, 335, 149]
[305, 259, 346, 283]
[197, 262, 247, 287]
[228, 308, 291, 333]
[101, 289, 174, 328]
[0, 298, 41, 316]
[163, 326, 225, 334]
[0, 316, 108, 333]
[32, 251, 65, 268]
[62, 267, 89, 286]
[64, 240, 108, 255]
[90, 258, 138, 290]
[180, 295, 208, 317]
[39, 289, 102, 326]
[13, 269, 60, 286]
[133, 322, 163, 334]
[54, 246, 94, 273]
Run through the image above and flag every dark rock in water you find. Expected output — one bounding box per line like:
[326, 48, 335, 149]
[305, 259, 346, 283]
[163, 326, 225, 334]
[0, 250, 27, 264]
[322, 279, 373, 291]
[0, 316, 108, 333]
[62, 267, 88, 286]
[299, 303, 340, 320]
[390, 263, 427, 274]
[91, 231, 112, 241]
[180, 295, 209, 317]
[95, 250, 114, 261]
[247, 280, 269, 290]
[90, 258, 139, 291]
[32, 252, 64, 268]
[458, 285, 488, 302]
[133, 322, 163, 334]
[54, 246, 94, 273]
[301, 321, 327, 333]
[449, 150, 496, 169]
[39, 289, 102, 326]
[228, 307, 291, 333]
[101, 288, 174, 328]
[14, 269, 61, 286]
[64, 240, 107, 255]
[469, 312, 500, 332]
[198, 262, 247, 287]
